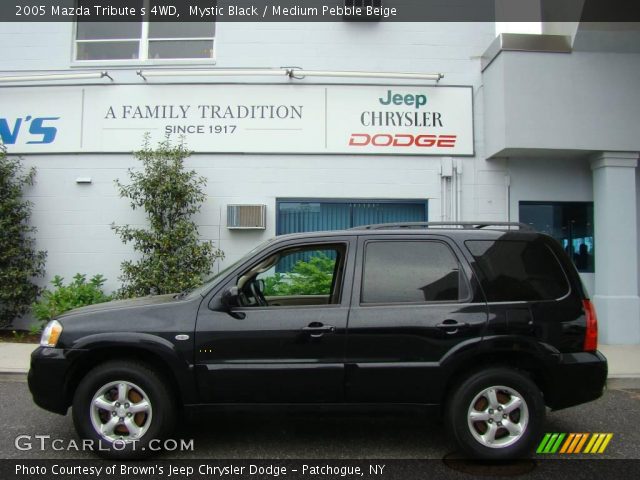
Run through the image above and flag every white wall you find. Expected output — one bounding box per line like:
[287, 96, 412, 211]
[20, 153, 447, 294]
[0, 22, 74, 72]
[483, 50, 640, 157]
[2, 21, 495, 86]
[3, 21, 502, 293]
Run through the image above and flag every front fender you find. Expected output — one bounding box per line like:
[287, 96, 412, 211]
[65, 332, 198, 405]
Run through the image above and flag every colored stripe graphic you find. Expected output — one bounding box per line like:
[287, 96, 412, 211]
[597, 434, 613, 453]
[550, 433, 566, 453]
[559, 433, 575, 453]
[574, 433, 589, 453]
[543, 433, 559, 453]
[584, 433, 614, 453]
[567, 433, 584, 453]
[536, 433, 566, 453]
[584, 433, 600, 453]
[538, 433, 613, 454]
[536, 433, 552, 454]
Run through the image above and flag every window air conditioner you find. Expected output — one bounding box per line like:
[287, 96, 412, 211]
[227, 205, 267, 230]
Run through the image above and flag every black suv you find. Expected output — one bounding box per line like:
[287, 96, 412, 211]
[29, 222, 607, 459]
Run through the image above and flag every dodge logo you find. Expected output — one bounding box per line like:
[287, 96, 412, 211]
[349, 133, 457, 148]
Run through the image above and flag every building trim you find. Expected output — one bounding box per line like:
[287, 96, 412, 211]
[481, 33, 572, 71]
[591, 152, 639, 170]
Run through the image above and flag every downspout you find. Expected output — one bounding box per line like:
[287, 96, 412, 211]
[455, 159, 463, 221]
[441, 157, 453, 221]
[505, 174, 511, 222]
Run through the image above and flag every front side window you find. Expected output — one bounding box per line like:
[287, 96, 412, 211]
[75, 1, 215, 61]
[236, 244, 346, 308]
[361, 241, 467, 304]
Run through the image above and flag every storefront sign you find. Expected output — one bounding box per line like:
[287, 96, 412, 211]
[1, 84, 473, 155]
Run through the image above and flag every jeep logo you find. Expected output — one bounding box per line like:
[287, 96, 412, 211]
[379, 90, 427, 109]
[0, 116, 60, 144]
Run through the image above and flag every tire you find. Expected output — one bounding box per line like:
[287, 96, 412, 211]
[446, 368, 545, 460]
[72, 360, 176, 459]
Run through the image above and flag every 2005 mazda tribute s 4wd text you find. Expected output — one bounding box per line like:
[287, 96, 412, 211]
[28, 222, 608, 459]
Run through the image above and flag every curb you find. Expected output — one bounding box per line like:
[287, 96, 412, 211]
[0, 371, 28, 382]
[0, 369, 28, 374]
[607, 377, 640, 389]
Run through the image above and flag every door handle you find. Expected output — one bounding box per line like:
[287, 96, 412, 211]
[436, 320, 469, 335]
[302, 324, 336, 338]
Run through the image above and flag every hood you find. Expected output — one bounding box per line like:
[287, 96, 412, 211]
[52, 292, 201, 349]
[56, 294, 179, 320]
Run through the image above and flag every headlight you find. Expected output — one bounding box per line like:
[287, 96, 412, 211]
[40, 320, 63, 347]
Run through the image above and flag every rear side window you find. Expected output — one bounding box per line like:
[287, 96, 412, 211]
[465, 240, 569, 302]
[362, 241, 468, 304]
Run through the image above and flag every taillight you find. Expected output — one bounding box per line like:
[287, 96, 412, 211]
[583, 299, 598, 351]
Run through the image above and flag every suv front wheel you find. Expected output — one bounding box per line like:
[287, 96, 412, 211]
[447, 367, 545, 459]
[72, 360, 176, 458]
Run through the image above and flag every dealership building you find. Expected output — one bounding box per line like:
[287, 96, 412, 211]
[1, 14, 640, 344]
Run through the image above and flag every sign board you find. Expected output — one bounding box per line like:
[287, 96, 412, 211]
[1, 84, 473, 155]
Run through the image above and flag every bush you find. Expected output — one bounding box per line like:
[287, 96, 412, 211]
[0, 143, 47, 328]
[264, 254, 335, 296]
[112, 135, 224, 298]
[32, 274, 112, 324]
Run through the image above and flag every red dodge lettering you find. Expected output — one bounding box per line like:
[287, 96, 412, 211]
[349, 133, 457, 148]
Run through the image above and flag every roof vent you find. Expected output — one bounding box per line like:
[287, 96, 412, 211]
[227, 204, 267, 230]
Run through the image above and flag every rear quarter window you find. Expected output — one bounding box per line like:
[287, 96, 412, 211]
[465, 240, 569, 302]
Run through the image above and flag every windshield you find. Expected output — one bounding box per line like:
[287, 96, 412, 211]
[186, 238, 276, 298]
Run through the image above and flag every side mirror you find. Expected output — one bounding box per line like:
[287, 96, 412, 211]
[221, 286, 240, 308]
[220, 286, 245, 319]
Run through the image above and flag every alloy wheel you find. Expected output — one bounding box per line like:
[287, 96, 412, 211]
[89, 380, 153, 443]
[466, 385, 529, 449]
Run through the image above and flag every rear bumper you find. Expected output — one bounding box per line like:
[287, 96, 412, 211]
[27, 347, 74, 415]
[545, 350, 608, 410]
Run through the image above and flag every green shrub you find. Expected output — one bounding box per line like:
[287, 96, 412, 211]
[32, 274, 112, 324]
[112, 135, 224, 298]
[0, 143, 47, 328]
[264, 254, 335, 296]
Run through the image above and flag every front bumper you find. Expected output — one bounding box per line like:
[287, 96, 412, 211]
[28, 346, 77, 415]
[545, 350, 608, 410]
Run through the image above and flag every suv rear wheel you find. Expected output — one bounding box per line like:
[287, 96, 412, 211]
[447, 368, 544, 459]
[72, 360, 176, 458]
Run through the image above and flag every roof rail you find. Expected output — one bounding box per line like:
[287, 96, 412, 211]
[350, 221, 536, 232]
